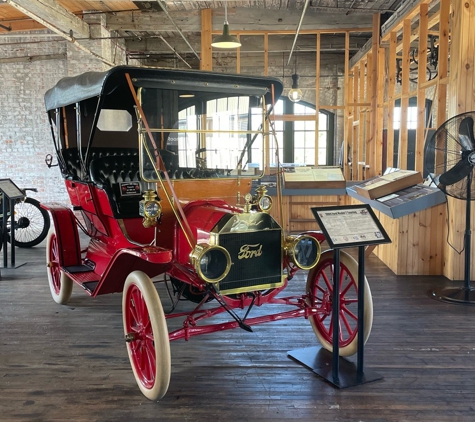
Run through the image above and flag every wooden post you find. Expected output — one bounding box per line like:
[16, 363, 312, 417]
[201, 9, 212, 70]
[444, 0, 475, 281]
[376, 45, 384, 176]
[415, 3, 428, 173]
[343, 31, 350, 179]
[436, 0, 450, 128]
[352, 64, 359, 178]
[398, 19, 411, 169]
[315, 33, 321, 166]
[264, 34, 268, 76]
[368, 14, 380, 177]
[366, 52, 373, 176]
[358, 60, 365, 180]
[236, 35, 241, 74]
[387, 32, 396, 171]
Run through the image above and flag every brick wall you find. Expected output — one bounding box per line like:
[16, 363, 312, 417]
[0, 31, 112, 205]
[0, 33, 68, 204]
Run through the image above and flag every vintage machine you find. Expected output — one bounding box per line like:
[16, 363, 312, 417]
[43, 66, 373, 400]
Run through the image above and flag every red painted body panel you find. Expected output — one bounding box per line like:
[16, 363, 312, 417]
[60, 179, 172, 295]
[41, 203, 81, 267]
[92, 246, 172, 296]
[174, 199, 240, 266]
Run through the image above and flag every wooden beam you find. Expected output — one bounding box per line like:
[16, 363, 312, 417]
[6, 0, 89, 38]
[0, 52, 66, 64]
[106, 9, 373, 33]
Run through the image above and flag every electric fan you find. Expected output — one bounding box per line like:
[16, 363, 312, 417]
[424, 111, 475, 304]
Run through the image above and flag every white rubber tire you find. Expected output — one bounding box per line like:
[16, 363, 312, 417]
[122, 271, 171, 401]
[306, 250, 373, 357]
[46, 228, 73, 305]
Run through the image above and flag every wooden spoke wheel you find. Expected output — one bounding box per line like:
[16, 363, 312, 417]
[123, 271, 171, 401]
[46, 228, 73, 305]
[306, 250, 373, 357]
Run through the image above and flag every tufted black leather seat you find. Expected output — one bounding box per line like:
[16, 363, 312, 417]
[60, 148, 139, 181]
[89, 153, 143, 218]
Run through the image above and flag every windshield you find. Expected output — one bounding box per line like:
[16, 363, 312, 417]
[138, 87, 268, 182]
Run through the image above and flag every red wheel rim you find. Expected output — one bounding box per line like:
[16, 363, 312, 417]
[309, 257, 359, 347]
[48, 233, 61, 295]
[124, 284, 156, 389]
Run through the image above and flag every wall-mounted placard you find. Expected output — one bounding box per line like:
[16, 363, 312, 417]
[311, 204, 391, 249]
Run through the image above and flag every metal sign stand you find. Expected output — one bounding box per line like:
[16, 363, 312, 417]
[0, 179, 27, 270]
[288, 204, 391, 388]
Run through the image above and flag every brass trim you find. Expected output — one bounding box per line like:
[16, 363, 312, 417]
[189, 243, 232, 284]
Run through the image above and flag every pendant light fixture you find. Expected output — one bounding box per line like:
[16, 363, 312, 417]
[211, 2, 241, 49]
[288, 52, 303, 102]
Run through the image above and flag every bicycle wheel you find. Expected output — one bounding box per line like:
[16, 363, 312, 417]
[8, 197, 51, 248]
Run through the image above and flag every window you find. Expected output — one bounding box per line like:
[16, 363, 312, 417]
[177, 105, 197, 167]
[393, 98, 431, 130]
[270, 98, 334, 166]
[174, 95, 266, 173]
[393, 106, 418, 130]
[97, 109, 132, 132]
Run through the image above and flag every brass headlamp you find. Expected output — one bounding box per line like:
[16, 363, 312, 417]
[255, 185, 273, 212]
[284, 234, 321, 270]
[189, 243, 231, 284]
[139, 190, 162, 228]
[243, 185, 273, 213]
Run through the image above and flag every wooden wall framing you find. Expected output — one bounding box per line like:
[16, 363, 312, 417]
[202, 2, 475, 279]
[346, 0, 450, 180]
[346, 0, 475, 280]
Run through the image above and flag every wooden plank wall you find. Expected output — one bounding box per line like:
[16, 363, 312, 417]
[443, 0, 475, 280]
[349, 197, 446, 275]
[270, 194, 347, 233]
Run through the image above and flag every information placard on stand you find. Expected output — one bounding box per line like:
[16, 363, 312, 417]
[288, 204, 390, 388]
[0, 178, 26, 270]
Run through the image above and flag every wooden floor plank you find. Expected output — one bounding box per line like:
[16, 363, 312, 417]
[1, 243, 475, 421]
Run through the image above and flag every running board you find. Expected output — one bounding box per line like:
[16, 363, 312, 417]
[81, 281, 99, 294]
[64, 266, 100, 294]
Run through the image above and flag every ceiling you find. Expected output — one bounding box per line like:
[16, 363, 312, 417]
[0, 0, 403, 68]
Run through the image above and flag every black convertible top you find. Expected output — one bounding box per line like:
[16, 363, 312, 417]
[44, 65, 284, 111]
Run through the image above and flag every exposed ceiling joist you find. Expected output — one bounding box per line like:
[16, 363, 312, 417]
[5, 0, 119, 66]
[153, 0, 200, 61]
[6, 0, 90, 38]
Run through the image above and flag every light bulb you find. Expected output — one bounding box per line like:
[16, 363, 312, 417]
[289, 88, 303, 102]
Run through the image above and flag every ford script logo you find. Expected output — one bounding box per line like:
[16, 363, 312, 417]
[237, 243, 263, 259]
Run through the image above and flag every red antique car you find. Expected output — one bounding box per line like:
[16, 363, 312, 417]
[43, 66, 373, 400]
